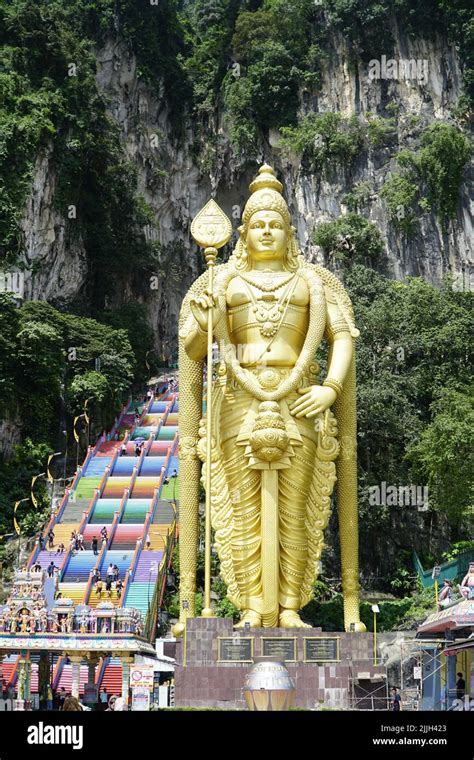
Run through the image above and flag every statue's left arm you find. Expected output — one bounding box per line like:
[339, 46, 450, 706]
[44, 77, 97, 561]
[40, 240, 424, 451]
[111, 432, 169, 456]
[289, 297, 353, 418]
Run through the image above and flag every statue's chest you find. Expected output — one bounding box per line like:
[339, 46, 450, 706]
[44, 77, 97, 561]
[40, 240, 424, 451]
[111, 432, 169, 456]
[226, 275, 310, 341]
[225, 275, 309, 308]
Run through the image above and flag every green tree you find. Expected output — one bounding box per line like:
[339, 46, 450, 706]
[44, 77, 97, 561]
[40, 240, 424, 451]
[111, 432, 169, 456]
[406, 387, 473, 526]
[313, 213, 384, 268]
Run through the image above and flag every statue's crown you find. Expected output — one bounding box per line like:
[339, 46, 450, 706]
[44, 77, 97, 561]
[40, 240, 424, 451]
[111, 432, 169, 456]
[249, 164, 283, 194]
[242, 164, 290, 227]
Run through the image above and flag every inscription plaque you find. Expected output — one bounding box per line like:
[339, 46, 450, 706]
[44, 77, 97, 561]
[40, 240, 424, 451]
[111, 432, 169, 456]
[304, 637, 339, 662]
[261, 637, 297, 662]
[218, 637, 253, 662]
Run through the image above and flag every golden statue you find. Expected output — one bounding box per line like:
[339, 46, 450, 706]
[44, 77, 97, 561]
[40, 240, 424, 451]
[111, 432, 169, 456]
[175, 165, 366, 632]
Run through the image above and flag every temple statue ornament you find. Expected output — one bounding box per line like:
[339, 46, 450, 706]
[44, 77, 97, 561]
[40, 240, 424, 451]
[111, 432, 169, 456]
[174, 165, 366, 633]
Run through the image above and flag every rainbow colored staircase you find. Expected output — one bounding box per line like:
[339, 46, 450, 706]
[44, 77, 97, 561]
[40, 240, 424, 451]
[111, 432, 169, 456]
[26, 388, 179, 692]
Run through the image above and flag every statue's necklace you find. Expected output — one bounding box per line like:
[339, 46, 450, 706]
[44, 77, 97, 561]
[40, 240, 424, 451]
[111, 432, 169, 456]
[241, 275, 298, 340]
[240, 270, 295, 292]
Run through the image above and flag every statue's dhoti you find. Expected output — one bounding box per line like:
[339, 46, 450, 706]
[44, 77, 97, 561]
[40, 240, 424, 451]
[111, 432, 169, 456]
[206, 371, 339, 626]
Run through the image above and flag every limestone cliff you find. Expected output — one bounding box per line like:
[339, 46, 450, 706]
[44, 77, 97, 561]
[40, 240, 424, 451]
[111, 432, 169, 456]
[15, 17, 473, 359]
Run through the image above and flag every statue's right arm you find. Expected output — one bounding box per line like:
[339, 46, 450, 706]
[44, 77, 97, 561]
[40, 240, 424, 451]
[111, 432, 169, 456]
[183, 292, 220, 362]
[184, 319, 208, 362]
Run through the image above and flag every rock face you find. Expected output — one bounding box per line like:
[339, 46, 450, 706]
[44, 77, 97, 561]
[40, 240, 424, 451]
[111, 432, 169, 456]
[17, 27, 472, 357]
[20, 145, 88, 307]
[0, 413, 22, 459]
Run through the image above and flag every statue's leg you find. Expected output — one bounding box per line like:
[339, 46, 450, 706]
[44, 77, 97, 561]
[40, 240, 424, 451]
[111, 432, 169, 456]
[220, 393, 263, 624]
[278, 418, 317, 628]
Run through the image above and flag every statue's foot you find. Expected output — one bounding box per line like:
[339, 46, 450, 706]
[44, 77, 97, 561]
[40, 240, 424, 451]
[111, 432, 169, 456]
[346, 620, 367, 633]
[279, 610, 312, 628]
[172, 622, 185, 638]
[234, 609, 262, 629]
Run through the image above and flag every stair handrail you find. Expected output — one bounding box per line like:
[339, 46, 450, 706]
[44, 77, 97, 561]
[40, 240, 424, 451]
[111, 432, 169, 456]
[108, 396, 132, 441]
[69, 466, 83, 493]
[413, 547, 474, 588]
[133, 509, 154, 582]
[55, 486, 72, 523]
[7, 656, 20, 688]
[128, 464, 139, 498]
[144, 431, 154, 457]
[149, 483, 164, 525]
[104, 443, 122, 479]
[108, 488, 129, 546]
[27, 489, 68, 569]
[107, 509, 122, 549]
[136, 442, 148, 476]
[52, 655, 65, 690]
[120, 534, 144, 607]
[95, 657, 106, 687]
[97, 463, 112, 497]
[81, 446, 94, 475]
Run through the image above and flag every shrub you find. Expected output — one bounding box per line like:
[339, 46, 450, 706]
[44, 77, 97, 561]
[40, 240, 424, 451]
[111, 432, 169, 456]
[313, 213, 384, 267]
[280, 112, 364, 172]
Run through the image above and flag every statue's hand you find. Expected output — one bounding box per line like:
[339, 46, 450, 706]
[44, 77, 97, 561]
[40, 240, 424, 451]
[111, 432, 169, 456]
[189, 292, 219, 332]
[289, 385, 337, 418]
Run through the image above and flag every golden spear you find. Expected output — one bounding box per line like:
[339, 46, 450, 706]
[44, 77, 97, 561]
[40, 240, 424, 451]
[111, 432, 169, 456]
[190, 199, 232, 617]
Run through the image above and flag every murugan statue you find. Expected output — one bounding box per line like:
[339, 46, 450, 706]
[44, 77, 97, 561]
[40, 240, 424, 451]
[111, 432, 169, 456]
[176, 165, 366, 631]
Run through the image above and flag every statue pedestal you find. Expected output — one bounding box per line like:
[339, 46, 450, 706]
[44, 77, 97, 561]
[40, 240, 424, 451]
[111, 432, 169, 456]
[175, 618, 386, 709]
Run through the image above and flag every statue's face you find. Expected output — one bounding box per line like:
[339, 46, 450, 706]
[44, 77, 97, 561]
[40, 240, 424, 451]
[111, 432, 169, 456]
[246, 210, 287, 263]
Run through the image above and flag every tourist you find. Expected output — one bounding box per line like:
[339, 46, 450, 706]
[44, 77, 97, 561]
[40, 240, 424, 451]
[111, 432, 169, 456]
[438, 579, 453, 609]
[459, 563, 474, 600]
[77, 533, 84, 551]
[100, 526, 108, 541]
[135, 443, 141, 457]
[47, 529, 55, 549]
[391, 687, 402, 711]
[105, 576, 112, 597]
[39, 535, 46, 551]
[91, 536, 98, 555]
[99, 687, 108, 711]
[105, 694, 117, 711]
[106, 563, 114, 579]
[47, 561, 56, 578]
[116, 578, 123, 599]
[113, 564, 119, 580]
[33, 560, 42, 572]
[56, 542, 65, 555]
[456, 672, 466, 701]
[120, 442, 127, 456]
[145, 533, 151, 550]
[61, 696, 83, 711]
[58, 687, 67, 709]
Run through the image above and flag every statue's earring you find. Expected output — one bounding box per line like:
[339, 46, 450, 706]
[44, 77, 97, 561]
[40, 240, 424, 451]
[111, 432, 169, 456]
[235, 237, 248, 270]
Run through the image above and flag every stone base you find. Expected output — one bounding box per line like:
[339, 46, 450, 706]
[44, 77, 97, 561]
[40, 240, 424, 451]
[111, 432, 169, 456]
[175, 618, 386, 710]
